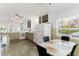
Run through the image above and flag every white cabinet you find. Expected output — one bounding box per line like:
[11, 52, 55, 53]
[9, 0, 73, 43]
[0, 34, 9, 56]
[34, 23, 51, 44]
[0, 35, 1, 56]
[34, 31, 44, 43]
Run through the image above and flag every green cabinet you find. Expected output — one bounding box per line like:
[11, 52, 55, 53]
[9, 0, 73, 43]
[26, 32, 34, 41]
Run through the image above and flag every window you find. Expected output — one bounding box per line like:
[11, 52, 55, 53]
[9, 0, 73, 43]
[39, 17, 41, 24]
[0, 26, 7, 32]
[57, 16, 79, 38]
[27, 20, 31, 28]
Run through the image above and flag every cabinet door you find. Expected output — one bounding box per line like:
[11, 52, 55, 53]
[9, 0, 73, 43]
[34, 31, 44, 44]
[19, 33, 26, 39]
[26, 33, 33, 41]
[44, 24, 51, 31]
[44, 24, 51, 36]
[35, 24, 44, 32]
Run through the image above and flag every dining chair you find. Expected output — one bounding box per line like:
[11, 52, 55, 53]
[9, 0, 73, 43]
[61, 36, 70, 41]
[36, 44, 51, 56]
[43, 36, 49, 42]
[70, 44, 78, 56]
[71, 44, 79, 56]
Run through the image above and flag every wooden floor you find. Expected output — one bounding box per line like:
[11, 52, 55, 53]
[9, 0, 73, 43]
[2, 39, 39, 56]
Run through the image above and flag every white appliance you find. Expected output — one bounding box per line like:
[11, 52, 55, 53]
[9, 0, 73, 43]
[34, 23, 51, 44]
[19, 32, 26, 39]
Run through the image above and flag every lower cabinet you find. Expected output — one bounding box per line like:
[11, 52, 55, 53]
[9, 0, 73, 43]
[26, 32, 34, 41]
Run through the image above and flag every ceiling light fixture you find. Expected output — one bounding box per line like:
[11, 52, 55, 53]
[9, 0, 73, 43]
[15, 14, 23, 20]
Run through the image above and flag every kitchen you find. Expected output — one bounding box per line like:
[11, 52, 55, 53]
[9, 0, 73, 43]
[0, 16, 40, 55]
[0, 3, 50, 56]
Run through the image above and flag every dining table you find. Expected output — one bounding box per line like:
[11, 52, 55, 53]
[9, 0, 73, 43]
[38, 39, 76, 56]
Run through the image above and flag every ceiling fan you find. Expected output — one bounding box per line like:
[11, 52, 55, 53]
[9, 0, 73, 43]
[15, 14, 23, 20]
[9, 14, 24, 24]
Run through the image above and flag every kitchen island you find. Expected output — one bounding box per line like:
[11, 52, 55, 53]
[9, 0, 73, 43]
[0, 32, 34, 56]
[0, 32, 22, 56]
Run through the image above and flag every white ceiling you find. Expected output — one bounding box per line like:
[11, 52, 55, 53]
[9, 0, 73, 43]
[0, 3, 51, 24]
[51, 3, 79, 12]
[0, 3, 79, 24]
[0, 3, 50, 16]
[0, 3, 50, 24]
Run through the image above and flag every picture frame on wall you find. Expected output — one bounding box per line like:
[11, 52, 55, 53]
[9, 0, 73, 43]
[42, 14, 48, 23]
